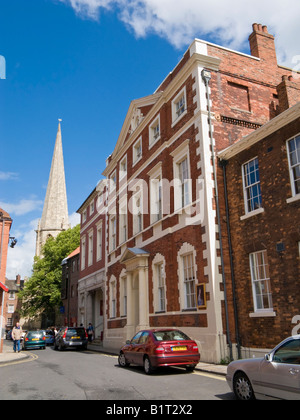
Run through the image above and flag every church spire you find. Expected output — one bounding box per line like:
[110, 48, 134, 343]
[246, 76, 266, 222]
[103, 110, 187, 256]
[35, 120, 70, 257]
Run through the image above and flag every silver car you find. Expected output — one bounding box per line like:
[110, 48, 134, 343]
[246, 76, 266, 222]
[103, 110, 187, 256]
[227, 335, 300, 400]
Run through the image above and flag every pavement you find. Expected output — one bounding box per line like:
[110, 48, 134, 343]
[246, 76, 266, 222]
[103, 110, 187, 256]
[0, 339, 227, 376]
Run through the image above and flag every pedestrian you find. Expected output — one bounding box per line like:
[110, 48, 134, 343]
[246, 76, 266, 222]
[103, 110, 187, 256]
[87, 323, 94, 343]
[11, 322, 23, 353]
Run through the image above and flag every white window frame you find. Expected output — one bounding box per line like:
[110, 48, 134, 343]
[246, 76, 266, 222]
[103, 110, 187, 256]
[182, 253, 196, 310]
[133, 136, 142, 166]
[157, 263, 166, 312]
[109, 215, 117, 252]
[110, 278, 117, 319]
[119, 155, 127, 181]
[249, 250, 273, 313]
[171, 140, 191, 212]
[132, 191, 143, 235]
[149, 163, 163, 224]
[88, 230, 93, 266]
[171, 86, 187, 127]
[96, 222, 103, 261]
[120, 275, 127, 317]
[81, 237, 86, 270]
[242, 157, 263, 214]
[149, 114, 161, 148]
[89, 201, 94, 215]
[82, 209, 87, 223]
[287, 134, 300, 198]
[119, 199, 128, 245]
[109, 169, 117, 192]
[8, 305, 14, 314]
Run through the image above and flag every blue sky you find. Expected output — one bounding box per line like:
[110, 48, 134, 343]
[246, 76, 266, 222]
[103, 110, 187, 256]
[0, 0, 299, 278]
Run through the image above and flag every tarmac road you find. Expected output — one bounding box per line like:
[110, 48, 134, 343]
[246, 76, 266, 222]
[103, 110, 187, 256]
[0, 344, 234, 401]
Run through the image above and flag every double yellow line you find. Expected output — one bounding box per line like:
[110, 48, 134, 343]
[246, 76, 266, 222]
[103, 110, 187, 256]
[0, 352, 38, 368]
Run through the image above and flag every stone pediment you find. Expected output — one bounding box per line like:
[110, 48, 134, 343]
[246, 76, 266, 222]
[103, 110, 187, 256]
[103, 92, 162, 175]
[120, 247, 150, 264]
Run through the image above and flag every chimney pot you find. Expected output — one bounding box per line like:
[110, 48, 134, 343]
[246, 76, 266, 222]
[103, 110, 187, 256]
[252, 23, 258, 31]
[258, 24, 263, 32]
[262, 25, 268, 33]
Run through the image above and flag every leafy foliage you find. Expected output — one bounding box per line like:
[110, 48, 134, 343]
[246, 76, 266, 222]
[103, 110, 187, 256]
[19, 225, 80, 319]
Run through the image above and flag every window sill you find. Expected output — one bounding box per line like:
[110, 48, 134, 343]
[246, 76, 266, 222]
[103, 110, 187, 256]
[240, 207, 264, 221]
[249, 311, 276, 318]
[286, 194, 300, 204]
[171, 109, 187, 128]
[149, 135, 161, 150]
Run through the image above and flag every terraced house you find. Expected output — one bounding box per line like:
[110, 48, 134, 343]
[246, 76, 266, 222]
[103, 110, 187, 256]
[80, 23, 300, 363]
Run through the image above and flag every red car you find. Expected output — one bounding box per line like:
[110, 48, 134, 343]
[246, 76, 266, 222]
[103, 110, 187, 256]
[118, 329, 200, 374]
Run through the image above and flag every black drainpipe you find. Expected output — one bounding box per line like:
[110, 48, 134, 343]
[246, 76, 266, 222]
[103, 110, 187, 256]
[219, 159, 242, 359]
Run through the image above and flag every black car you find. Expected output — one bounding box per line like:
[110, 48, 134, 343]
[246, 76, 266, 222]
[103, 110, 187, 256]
[53, 327, 88, 351]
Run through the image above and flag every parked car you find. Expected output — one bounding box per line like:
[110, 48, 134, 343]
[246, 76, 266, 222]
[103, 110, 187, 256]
[6, 330, 12, 340]
[21, 330, 27, 342]
[44, 329, 55, 345]
[227, 335, 300, 400]
[22, 330, 46, 350]
[118, 329, 200, 374]
[54, 327, 88, 351]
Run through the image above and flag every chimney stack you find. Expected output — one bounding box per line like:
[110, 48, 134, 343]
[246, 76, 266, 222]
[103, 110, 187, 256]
[249, 23, 277, 65]
[276, 75, 300, 113]
[16, 274, 21, 285]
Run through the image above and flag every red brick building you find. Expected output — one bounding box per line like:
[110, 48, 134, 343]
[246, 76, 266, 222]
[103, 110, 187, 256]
[219, 102, 300, 358]
[5, 274, 25, 330]
[100, 23, 300, 362]
[61, 247, 80, 327]
[77, 180, 106, 340]
[0, 208, 12, 353]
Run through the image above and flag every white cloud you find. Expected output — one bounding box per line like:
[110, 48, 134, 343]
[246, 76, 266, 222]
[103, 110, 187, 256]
[5, 212, 81, 279]
[69, 211, 80, 227]
[6, 219, 38, 279]
[0, 171, 18, 181]
[59, 0, 300, 67]
[0, 198, 43, 216]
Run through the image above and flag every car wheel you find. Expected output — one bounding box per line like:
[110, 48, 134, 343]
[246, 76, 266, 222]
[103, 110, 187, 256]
[186, 365, 196, 372]
[143, 356, 153, 375]
[233, 372, 255, 400]
[118, 352, 130, 367]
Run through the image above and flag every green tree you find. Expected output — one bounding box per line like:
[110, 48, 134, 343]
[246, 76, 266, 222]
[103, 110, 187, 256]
[19, 224, 80, 320]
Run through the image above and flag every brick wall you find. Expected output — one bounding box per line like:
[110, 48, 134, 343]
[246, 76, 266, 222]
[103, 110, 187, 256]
[223, 118, 300, 349]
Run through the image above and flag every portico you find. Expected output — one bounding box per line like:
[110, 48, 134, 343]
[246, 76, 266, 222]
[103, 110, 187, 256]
[120, 248, 150, 340]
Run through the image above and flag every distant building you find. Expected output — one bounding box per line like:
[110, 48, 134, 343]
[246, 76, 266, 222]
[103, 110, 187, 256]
[77, 180, 106, 341]
[5, 274, 25, 329]
[36, 121, 70, 257]
[61, 247, 80, 327]
[0, 208, 12, 353]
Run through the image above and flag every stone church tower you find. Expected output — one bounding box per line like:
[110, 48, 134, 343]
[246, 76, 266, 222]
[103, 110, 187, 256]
[35, 121, 70, 257]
